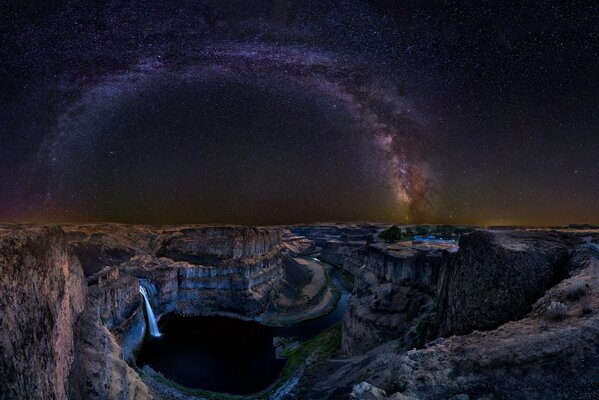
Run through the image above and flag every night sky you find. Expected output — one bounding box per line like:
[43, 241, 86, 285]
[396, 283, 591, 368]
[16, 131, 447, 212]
[1, 1, 598, 226]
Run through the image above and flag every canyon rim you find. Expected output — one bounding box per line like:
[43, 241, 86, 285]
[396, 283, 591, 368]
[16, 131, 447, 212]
[1, 1, 598, 399]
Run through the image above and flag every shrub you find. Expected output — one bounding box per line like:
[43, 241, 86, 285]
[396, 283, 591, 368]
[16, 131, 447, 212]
[415, 317, 429, 349]
[379, 225, 407, 242]
[566, 280, 587, 301]
[581, 298, 593, 315]
[414, 225, 430, 235]
[547, 301, 568, 320]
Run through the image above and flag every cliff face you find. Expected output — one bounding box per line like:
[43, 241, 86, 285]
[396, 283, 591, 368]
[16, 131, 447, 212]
[307, 230, 599, 400]
[384, 240, 599, 400]
[341, 231, 574, 356]
[0, 224, 307, 400]
[435, 230, 573, 336]
[319, 240, 366, 269]
[364, 243, 443, 286]
[65, 226, 289, 400]
[175, 254, 284, 316]
[107, 227, 287, 318]
[0, 226, 86, 400]
[68, 299, 150, 400]
[342, 243, 445, 355]
[6, 223, 594, 400]
[157, 227, 282, 263]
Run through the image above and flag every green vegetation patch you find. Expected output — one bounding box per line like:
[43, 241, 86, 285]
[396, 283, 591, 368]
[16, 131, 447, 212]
[379, 225, 413, 242]
[336, 268, 355, 292]
[279, 322, 342, 379]
[414, 316, 429, 349]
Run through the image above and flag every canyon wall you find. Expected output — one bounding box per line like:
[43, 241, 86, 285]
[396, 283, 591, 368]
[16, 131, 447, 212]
[342, 244, 445, 355]
[306, 230, 599, 400]
[122, 227, 286, 318]
[0, 226, 86, 400]
[0, 224, 303, 400]
[339, 231, 576, 356]
[4, 223, 596, 400]
[434, 230, 574, 337]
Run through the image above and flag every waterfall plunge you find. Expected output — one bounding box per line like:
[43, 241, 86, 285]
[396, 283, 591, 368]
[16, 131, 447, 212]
[140, 286, 162, 337]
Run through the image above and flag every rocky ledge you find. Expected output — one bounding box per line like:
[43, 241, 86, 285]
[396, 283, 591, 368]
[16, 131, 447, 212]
[305, 229, 599, 400]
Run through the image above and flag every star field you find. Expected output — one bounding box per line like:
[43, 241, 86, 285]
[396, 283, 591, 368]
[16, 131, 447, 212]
[1, 1, 598, 226]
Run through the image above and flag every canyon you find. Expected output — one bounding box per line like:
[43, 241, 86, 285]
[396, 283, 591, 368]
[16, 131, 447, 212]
[0, 223, 598, 399]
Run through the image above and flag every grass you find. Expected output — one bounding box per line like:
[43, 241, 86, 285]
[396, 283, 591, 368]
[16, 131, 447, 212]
[414, 317, 429, 349]
[566, 280, 587, 301]
[335, 268, 355, 292]
[278, 322, 342, 379]
[547, 301, 568, 320]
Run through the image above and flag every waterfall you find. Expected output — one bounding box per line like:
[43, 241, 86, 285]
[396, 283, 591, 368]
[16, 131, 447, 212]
[139, 286, 161, 337]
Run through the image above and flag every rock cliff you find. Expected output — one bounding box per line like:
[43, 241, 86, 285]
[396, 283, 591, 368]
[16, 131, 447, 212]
[305, 230, 599, 400]
[434, 230, 573, 337]
[0, 226, 86, 400]
[342, 242, 446, 355]
[0, 224, 321, 400]
[3, 224, 598, 400]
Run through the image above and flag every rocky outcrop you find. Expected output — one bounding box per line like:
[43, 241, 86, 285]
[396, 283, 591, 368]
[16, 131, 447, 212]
[306, 231, 599, 400]
[341, 231, 576, 356]
[365, 243, 445, 287]
[5, 223, 595, 400]
[319, 240, 367, 268]
[281, 232, 317, 257]
[175, 252, 284, 316]
[65, 224, 157, 276]
[0, 226, 86, 400]
[350, 382, 387, 400]
[342, 246, 368, 275]
[435, 230, 573, 337]
[388, 244, 599, 400]
[157, 226, 282, 264]
[342, 270, 434, 355]
[68, 303, 151, 400]
[342, 243, 446, 355]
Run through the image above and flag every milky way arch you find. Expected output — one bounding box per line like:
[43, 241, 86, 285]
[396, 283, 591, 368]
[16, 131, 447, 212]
[24, 43, 433, 223]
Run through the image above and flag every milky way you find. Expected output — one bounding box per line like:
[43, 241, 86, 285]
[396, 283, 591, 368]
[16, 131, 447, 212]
[17, 41, 432, 223]
[1, 1, 598, 225]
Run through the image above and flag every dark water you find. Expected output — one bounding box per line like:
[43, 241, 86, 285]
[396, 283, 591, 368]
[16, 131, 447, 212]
[136, 314, 285, 394]
[136, 262, 349, 395]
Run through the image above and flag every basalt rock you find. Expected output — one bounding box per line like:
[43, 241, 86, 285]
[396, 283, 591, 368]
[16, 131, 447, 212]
[342, 243, 445, 355]
[157, 226, 282, 264]
[306, 231, 599, 400]
[0, 226, 86, 400]
[0, 223, 318, 400]
[319, 240, 367, 269]
[434, 230, 573, 337]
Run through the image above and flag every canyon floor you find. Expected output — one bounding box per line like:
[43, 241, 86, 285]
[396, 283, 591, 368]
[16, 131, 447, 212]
[0, 223, 598, 400]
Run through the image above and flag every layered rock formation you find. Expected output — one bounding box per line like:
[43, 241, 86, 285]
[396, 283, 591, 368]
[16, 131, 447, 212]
[0, 226, 86, 400]
[342, 242, 448, 355]
[0, 223, 332, 400]
[305, 229, 599, 400]
[3, 223, 599, 400]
